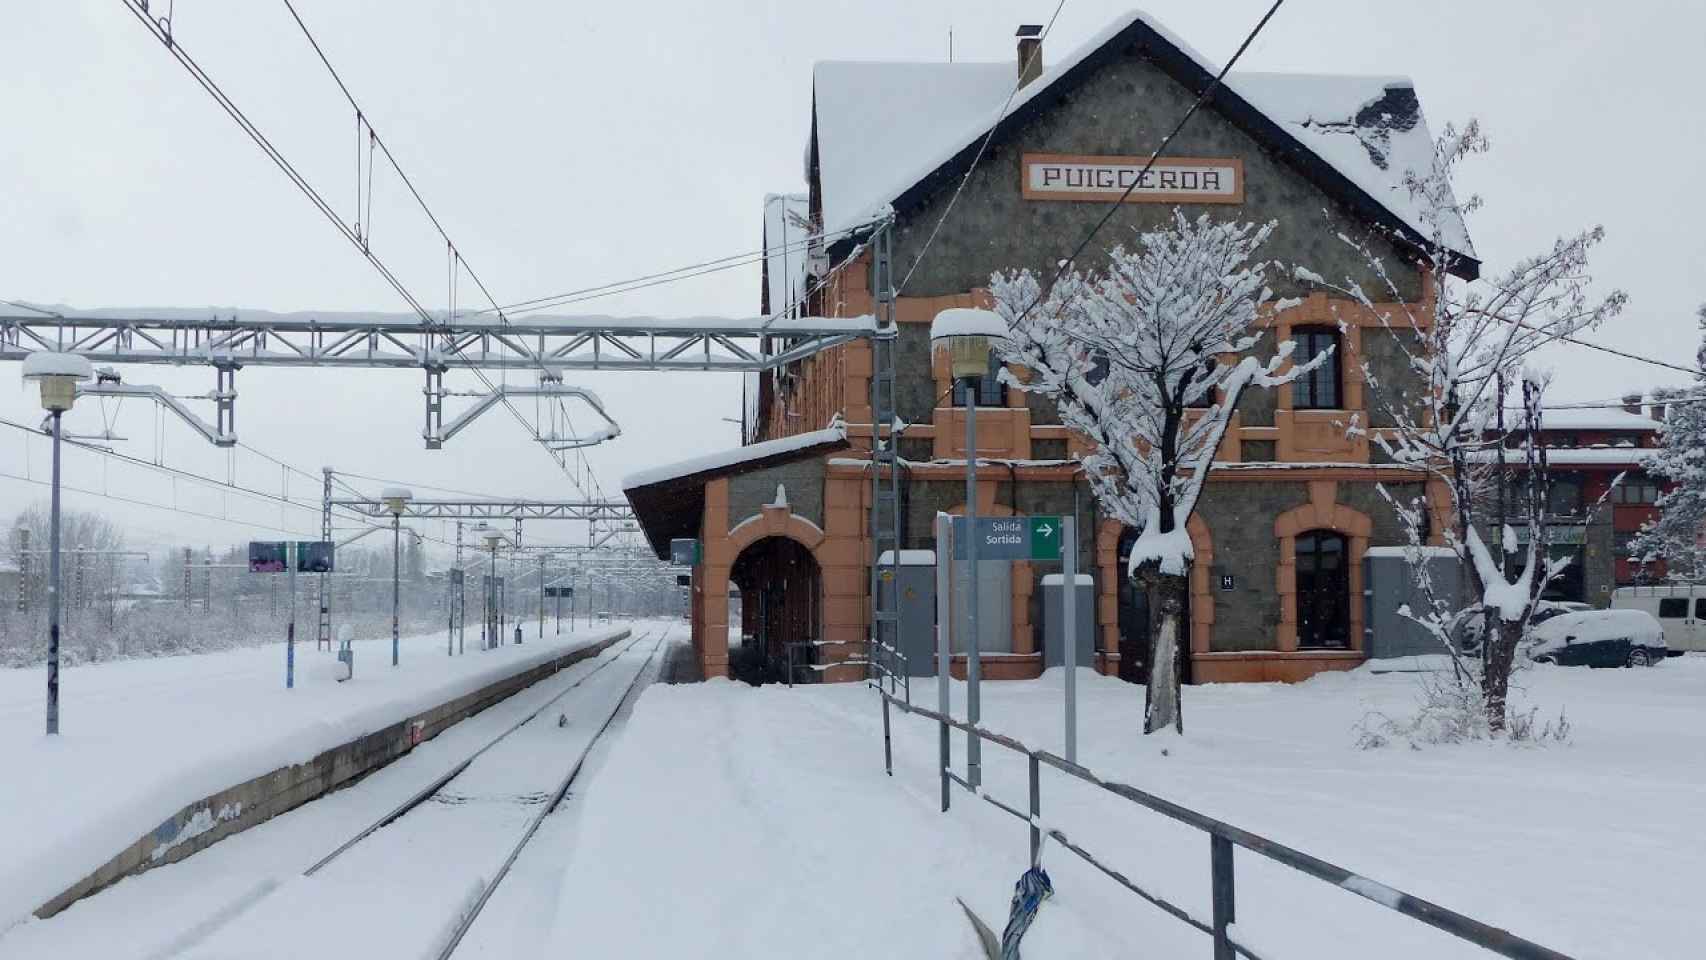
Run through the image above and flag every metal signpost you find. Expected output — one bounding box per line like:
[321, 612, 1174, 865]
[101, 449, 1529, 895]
[250, 540, 334, 689]
[948, 513, 1077, 761]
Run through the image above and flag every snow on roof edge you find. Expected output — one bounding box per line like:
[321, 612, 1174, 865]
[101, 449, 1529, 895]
[814, 10, 1473, 263]
[623, 419, 849, 491]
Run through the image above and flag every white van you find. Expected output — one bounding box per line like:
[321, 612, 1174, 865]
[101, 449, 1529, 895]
[1611, 585, 1706, 652]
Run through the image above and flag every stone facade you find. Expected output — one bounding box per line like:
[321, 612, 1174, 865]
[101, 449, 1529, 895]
[673, 19, 1467, 684]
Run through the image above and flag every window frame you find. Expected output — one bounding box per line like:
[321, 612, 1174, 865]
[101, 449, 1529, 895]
[1290, 327, 1342, 411]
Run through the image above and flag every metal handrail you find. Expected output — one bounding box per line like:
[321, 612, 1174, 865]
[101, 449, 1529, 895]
[877, 689, 1575, 960]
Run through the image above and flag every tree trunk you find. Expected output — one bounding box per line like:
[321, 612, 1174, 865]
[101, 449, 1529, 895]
[1483, 617, 1519, 731]
[1136, 563, 1186, 734]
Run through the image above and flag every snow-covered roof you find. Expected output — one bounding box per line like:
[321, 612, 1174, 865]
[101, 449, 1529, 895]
[1468, 446, 1658, 466]
[623, 420, 848, 491]
[1229, 72, 1472, 258]
[930, 307, 1008, 341]
[763, 193, 813, 317]
[813, 60, 1013, 237]
[810, 11, 1474, 268]
[1527, 408, 1662, 431]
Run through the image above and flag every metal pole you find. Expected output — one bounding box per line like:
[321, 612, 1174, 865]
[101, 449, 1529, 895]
[46, 411, 63, 736]
[935, 511, 952, 812]
[1028, 754, 1042, 865]
[391, 514, 400, 667]
[964, 378, 981, 789]
[538, 555, 545, 639]
[1063, 514, 1078, 764]
[1212, 834, 1236, 960]
[287, 541, 296, 689]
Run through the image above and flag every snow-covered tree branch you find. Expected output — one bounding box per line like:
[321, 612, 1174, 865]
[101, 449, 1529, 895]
[990, 211, 1322, 734]
[1629, 306, 1706, 582]
[1298, 121, 1627, 732]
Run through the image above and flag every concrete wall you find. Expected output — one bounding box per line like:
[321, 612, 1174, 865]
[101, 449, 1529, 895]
[35, 630, 630, 920]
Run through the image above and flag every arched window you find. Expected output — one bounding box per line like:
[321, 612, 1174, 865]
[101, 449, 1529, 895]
[1290, 327, 1341, 410]
[1295, 530, 1349, 649]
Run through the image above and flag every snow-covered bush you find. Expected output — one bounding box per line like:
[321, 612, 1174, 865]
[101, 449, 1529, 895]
[1356, 665, 1570, 749]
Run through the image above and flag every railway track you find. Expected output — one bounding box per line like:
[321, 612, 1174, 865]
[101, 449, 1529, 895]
[150, 627, 668, 960]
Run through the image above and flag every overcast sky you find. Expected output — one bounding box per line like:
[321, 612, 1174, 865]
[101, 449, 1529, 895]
[3, 0, 1700, 554]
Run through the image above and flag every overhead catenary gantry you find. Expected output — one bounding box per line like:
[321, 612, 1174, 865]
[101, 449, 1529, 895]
[0, 305, 874, 451]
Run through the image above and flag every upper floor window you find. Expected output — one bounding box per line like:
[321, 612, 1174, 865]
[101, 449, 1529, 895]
[1290, 327, 1341, 410]
[1613, 474, 1662, 505]
[952, 353, 1008, 408]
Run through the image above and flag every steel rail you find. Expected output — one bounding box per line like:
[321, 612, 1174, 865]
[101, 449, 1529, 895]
[433, 633, 668, 958]
[302, 628, 650, 875]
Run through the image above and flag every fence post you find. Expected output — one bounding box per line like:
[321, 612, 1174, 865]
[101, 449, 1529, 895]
[882, 692, 893, 777]
[1028, 753, 1041, 866]
[1211, 834, 1235, 960]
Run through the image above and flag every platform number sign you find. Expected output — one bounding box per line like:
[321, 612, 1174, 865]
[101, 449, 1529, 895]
[670, 538, 701, 566]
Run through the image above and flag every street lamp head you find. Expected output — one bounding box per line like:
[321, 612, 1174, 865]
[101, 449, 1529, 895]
[379, 486, 414, 516]
[21, 352, 94, 413]
[930, 308, 1007, 380]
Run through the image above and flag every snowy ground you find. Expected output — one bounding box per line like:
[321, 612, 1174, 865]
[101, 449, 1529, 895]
[0, 620, 630, 927]
[0, 625, 671, 959]
[547, 657, 1706, 958]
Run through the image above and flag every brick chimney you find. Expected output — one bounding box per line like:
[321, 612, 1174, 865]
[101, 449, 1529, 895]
[1016, 24, 1043, 87]
[1621, 392, 1643, 415]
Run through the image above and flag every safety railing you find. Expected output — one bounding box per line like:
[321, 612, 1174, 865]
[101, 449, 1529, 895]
[875, 689, 1575, 960]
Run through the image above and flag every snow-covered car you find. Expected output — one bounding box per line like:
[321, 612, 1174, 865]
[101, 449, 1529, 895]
[1525, 609, 1666, 667]
[1453, 600, 1592, 654]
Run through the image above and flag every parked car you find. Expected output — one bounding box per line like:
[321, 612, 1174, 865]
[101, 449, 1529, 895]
[596, 611, 613, 624]
[1453, 600, 1592, 654]
[1611, 584, 1706, 652]
[1526, 609, 1666, 667]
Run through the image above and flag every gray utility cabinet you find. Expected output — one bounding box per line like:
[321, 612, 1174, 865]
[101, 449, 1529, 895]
[1363, 547, 1463, 660]
[875, 550, 938, 677]
[1041, 573, 1096, 669]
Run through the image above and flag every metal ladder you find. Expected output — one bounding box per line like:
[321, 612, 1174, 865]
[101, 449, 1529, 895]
[317, 468, 333, 651]
[867, 223, 904, 695]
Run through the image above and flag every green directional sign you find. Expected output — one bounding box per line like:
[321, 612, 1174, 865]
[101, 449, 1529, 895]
[952, 516, 1062, 561]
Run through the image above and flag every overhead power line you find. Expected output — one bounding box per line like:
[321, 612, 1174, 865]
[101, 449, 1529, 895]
[898, 1, 1070, 296]
[118, 0, 608, 503]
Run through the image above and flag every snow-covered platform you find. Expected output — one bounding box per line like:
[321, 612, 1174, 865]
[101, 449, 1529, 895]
[549, 656, 1706, 958]
[0, 624, 630, 926]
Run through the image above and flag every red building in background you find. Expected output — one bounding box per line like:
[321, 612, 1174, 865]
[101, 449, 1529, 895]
[1506, 396, 1669, 604]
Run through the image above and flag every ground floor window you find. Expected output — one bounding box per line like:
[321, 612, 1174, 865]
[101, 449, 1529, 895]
[1296, 530, 1349, 650]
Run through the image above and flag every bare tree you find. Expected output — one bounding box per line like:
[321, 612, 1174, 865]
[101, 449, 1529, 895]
[1299, 122, 1626, 732]
[991, 212, 1323, 734]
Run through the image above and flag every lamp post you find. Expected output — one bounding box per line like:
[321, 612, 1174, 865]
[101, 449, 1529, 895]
[478, 524, 504, 649]
[381, 487, 413, 666]
[22, 351, 94, 735]
[931, 308, 1005, 790]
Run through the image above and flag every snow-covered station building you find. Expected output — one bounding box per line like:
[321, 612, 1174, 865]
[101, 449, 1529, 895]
[627, 11, 1481, 684]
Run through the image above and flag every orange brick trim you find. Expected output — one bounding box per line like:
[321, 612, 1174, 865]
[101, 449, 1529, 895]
[1272, 486, 1370, 653]
[1191, 650, 1366, 683]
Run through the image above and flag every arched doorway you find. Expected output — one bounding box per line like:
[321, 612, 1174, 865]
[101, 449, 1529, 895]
[728, 535, 822, 684]
[1295, 530, 1350, 650]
